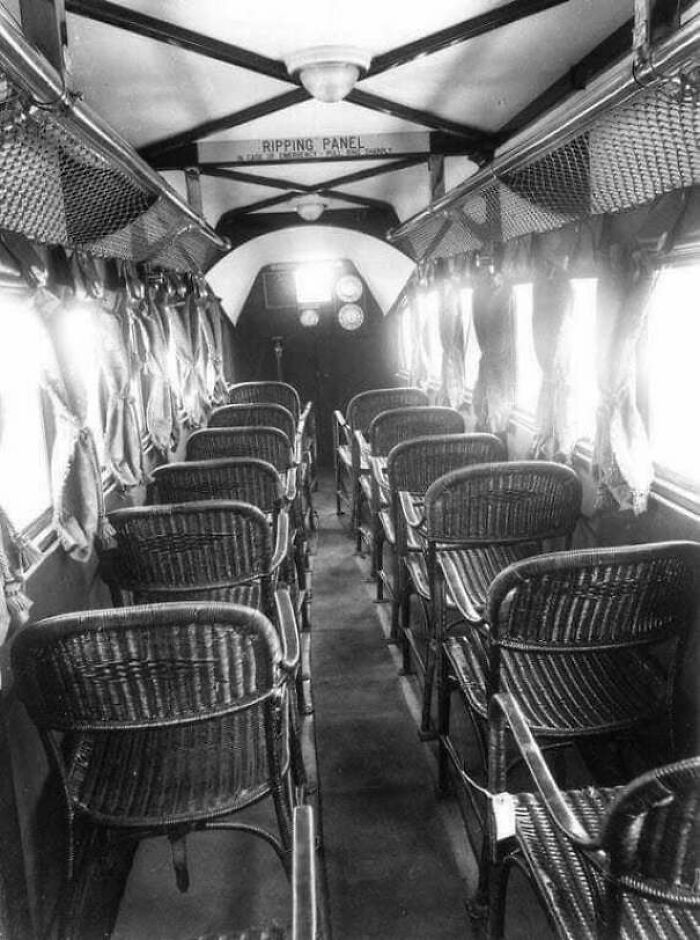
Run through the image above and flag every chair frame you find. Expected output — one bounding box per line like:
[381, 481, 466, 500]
[487, 691, 700, 940]
[12, 602, 299, 938]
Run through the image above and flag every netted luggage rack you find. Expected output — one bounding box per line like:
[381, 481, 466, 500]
[389, 17, 700, 262]
[0, 10, 227, 274]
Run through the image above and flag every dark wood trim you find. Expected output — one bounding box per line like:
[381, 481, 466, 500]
[140, 88, 310, 162]
[225, 192, 298, 216]
[65, 0, 292, 82]
[368, 0, 569, 76]
[498, 18, 632, 137]
[317, 189, 394, 212]
[346, 89, 494, 149]
[203, 167, 307, 192]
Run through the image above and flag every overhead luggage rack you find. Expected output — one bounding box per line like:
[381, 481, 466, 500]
[0, 9, 228, 273]
[388, 12, 700, 262]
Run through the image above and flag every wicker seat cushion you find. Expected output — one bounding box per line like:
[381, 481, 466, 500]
[134, 584, 261, 609]
[514, 787, 700, 940]
[68, 710, 290, 828]
[438, 544, 536, 623]
[447, 634, 668, 733]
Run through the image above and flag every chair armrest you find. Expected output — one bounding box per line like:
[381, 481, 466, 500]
[271, 509, 290, 574]
[398, 490, 423, 529]
[353, 430, 371, 472]
[369, 456, 387, 488]
[285, 468, 297, 503]
[489, 694, 595, 848]
[275, 584, 300, 673]
[292, 805, 317, 940]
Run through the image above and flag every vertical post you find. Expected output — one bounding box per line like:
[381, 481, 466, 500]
[633, 0, 681, 65]
[184, 167, 203, 216]
[428, 154, 445, 202]
[272, 336, 284, 382]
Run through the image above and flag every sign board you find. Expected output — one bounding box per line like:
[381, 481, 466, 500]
[197, 132, 431, 165]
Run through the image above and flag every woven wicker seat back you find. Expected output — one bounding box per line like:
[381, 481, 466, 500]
[228, 381, 301, 421]
[150, 459, 283, 513]
[600, 755, 700, 901]
[425, 460, 582, 544]
[387, 433, 505, 494]
[108, 501, 274, 606]
[346, 387, 428, 435]
[368, 406, 465, 457]
[12, 602, 282, 730]
[209, 404, 297, 443]
[187, 428, 293, 471]
[488, 541, 700, 649]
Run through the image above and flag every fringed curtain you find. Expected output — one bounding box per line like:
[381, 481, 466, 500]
[592, 246, 657, 514]
[134, 290, 179, 454]
[33, 287, 114, 561]
[438, 278, 466, 408]
[164, 291, 208, 428]
[200, 295, 228, 404]
[530, 271, 576, 460]
[0, 506, 40, 647]
[95, 291, 143, 487]
[472, 272, 515, 432]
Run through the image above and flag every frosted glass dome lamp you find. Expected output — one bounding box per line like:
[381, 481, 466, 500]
[286, 46, 372, 103]
[295, 194, 327, 222]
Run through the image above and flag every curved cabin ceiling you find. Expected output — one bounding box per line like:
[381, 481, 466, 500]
[1, 0, 636, 268]
[207, 226, 414, 324]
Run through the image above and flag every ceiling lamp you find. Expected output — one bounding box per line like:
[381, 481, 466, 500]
[286, 46, 371, 103]
[295, 194, 327, 222]
[299, 308, 320, 328]
[338, 303, 364, 331]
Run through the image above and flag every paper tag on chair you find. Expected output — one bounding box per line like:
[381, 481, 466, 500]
[491, 793, 516, 841]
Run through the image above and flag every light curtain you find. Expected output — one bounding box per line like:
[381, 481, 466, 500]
[592, 247, 657, 513]
[438, 278, 467, 409]
[134, 290, 179, 454]
[472, 271, 515, 433]
[33, 286, 114, 561]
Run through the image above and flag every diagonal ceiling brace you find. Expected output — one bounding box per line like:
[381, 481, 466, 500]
[65, 0, 293, 82]
[140, 88, 310, 163]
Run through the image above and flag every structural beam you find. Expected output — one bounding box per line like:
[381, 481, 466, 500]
[368, 0, 569, 76]
[225, 192, 297, 216]
[140, 88, 310, 163]
[65, 0, 292, 82]
[346, 88, 496, 151]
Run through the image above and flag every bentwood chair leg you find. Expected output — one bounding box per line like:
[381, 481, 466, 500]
[375, 527, 384, 601]
[420, 640, 436, 739]
[437, 650, 452, 792]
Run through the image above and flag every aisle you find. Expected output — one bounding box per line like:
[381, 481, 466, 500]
[311, 476, 476, 940]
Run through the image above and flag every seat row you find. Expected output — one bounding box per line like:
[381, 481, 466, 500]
[334, 385, 700, 940]
[13, 380, 319, 940]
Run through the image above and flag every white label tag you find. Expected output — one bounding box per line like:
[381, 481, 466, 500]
[492, 793, 517, 841]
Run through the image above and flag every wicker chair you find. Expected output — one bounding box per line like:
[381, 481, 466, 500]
[227, 382, 317, 512]
[331, 386, 428, 537]
[191, 805, 317, 940]
[362, 406, 466, 587]
[487, 692, 700, 939]
[187, 427, 294, 477]
[463, 541, 700, 792]
[380, 433, 505, 653]
[11, 602, 299, 938]
[411, 461, 581, 746]
[209, 404, 297, 449]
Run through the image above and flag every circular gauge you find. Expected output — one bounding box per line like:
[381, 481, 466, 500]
[335, 273, 363, 303]
[338, 303, 364, 331]
[299, 308, 320, 328]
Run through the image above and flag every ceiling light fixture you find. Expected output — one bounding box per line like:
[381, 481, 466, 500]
[295, 193, 327, 222]
[286, 46, 371, 103]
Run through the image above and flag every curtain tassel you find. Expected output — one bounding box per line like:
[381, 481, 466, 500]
[4, 578, 32, 624]
[97, 515, 118, 550]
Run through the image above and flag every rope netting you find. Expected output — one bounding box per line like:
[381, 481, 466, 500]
[396, 79, 700, 262]
[0, 75, 223, 272]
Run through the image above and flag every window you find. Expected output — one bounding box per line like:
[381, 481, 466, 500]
[460, 287, 481, 391]
[647, 264, 700, 487]
[419, 289, 442, 386]
[513, 283, 540, 415]
[399, 304, 413, 374]
[569, 278, 598, 444]
[0, 294, 52, 529]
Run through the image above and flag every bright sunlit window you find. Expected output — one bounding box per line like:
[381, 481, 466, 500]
[295, 262, 336, 305]
[460, 287, 481, 391]
[400, 305, 414, 374]
[419, 289, 442, 385]
[569, 278, 598, 443]
[513, 283, 540, 415]
[647, 264, 700, 487]
[0, 295, 52, 529]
